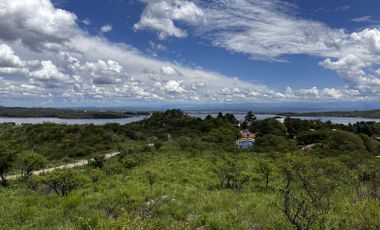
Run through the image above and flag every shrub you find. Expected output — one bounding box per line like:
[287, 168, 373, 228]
[0, 142, 14, 186]
[90, 154, 105, 168]
[213, 153, 250, 192]
[254, 135, 297, 153]
[17, 151, 47, 177]
[43, 169, 88, 196]
[321, 130, 367, 155]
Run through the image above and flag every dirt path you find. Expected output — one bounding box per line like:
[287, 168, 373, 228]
[6, 151, 120, 180]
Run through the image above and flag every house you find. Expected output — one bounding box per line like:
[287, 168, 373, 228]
[237, 137, 255, 147]
[240, 130, 256, 138]
[237, 130, 256, 148]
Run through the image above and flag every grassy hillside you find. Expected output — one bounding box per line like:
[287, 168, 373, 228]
[0, 110, 379, 229]
[1, 143, 379, 229]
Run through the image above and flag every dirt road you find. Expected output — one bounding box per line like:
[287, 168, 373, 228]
[6, 151, 120, 180]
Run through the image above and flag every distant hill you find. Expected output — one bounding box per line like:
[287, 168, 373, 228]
[279, 109, 380, 119]
[0, 107, 149, 119]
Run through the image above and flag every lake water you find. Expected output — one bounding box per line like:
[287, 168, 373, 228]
[0, 113, 379, 125]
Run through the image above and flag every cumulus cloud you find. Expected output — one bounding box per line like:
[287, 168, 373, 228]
[100, 24, 112, 33]
[0, 0, 379, 106]
[164, 80, 186, 93]
[134, 0, 204, 39]
[0, 0, 78, 51]
[160, 66, 179, 76]
[0, 44, 24, 67]
[29, 60, 71, 82]
[133, 0, 380, 100]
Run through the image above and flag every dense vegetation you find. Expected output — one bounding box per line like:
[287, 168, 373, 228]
[0, 106, 149, 119]
[279, 108, 380, 118]
[0, 110, 379, 229]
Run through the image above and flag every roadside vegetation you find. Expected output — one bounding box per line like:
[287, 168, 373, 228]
[0, 110, 379, 229]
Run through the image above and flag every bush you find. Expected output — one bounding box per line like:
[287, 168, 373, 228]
[17, 151, 47, 177]
[213, 153, 250, 192]
[0, 142, 15, 186]
[90, 154, 106, 168]
[43, 169, 88, 196]
[120, 154, 141, 169]
[254, 135, 297, 153]
[321, 130, 367, 155]
[103, 161, 125, 175]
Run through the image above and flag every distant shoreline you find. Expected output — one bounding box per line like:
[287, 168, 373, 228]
[0, 107, 150, 119]
[278, 109, 380, 119]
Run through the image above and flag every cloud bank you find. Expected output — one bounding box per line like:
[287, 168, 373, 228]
[135, 0, 380, 102]
[0, 0, 380, 106]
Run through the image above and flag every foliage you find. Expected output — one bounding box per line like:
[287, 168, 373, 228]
[321, 130, 367, 155]
[0, 106, 148, 119]
[278, 154, 348, 230]
[256, 158, 273, 189]
[17, 151, 47, 177]
[250, 118, 288, 136]
[213, 153, 250, 192]
[296, 129, 330, 145]
[254, 134, 297, 152]
[0, 109, 379, 229]
[43, 169, 88, 196]
[355, 159, 380, 200]
[0, 142, 14, 185]
[90, 154, 106, 168]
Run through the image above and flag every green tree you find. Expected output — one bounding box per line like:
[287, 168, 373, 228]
[18, 151, 47, 177]
[279, 155, 347, 230]
[0, 142, 14, 186]
[250, 118, 287, 136]
[44, 169, 87, 196]
[213, 153, 250, 192]
[90, 154, 105, 168]
[202, 125, 239, 144]
[244, 111, 256, 122]
[355, 159, 380, 200]
[322, 130, 366, 155]
[145, 170, 157, 193]
[256, 158, 273, 189]
[254, 134, 297, 153]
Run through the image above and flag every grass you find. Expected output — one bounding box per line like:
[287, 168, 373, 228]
[0, 143, 378, 229]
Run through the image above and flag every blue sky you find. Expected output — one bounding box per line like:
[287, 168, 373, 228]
[0, 0, 380, 107]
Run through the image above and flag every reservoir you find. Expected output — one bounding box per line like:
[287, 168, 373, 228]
[0, 113, 379, 125]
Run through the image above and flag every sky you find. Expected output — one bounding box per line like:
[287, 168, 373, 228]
[0, 0, 380, 108]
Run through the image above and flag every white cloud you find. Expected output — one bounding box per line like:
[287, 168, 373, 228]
[133, 0, 380, 100]
[160, 66, 179, 76]
[163, 80, 186, 93]
[134, 0, 204, 39]
[149, 41, 167, 51]
[0, 0, 379, 106]
[100, 24, 112, 33]
[352, 15, 373, 23]
[0, 44, 24, 67]
[29, 60, 71, 82]
[0, 0, 78, 51]
[82, 18, 91, 25]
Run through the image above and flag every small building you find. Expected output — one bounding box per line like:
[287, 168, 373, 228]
[240, 130, 256, 138]
[237, 137, 255, 148]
